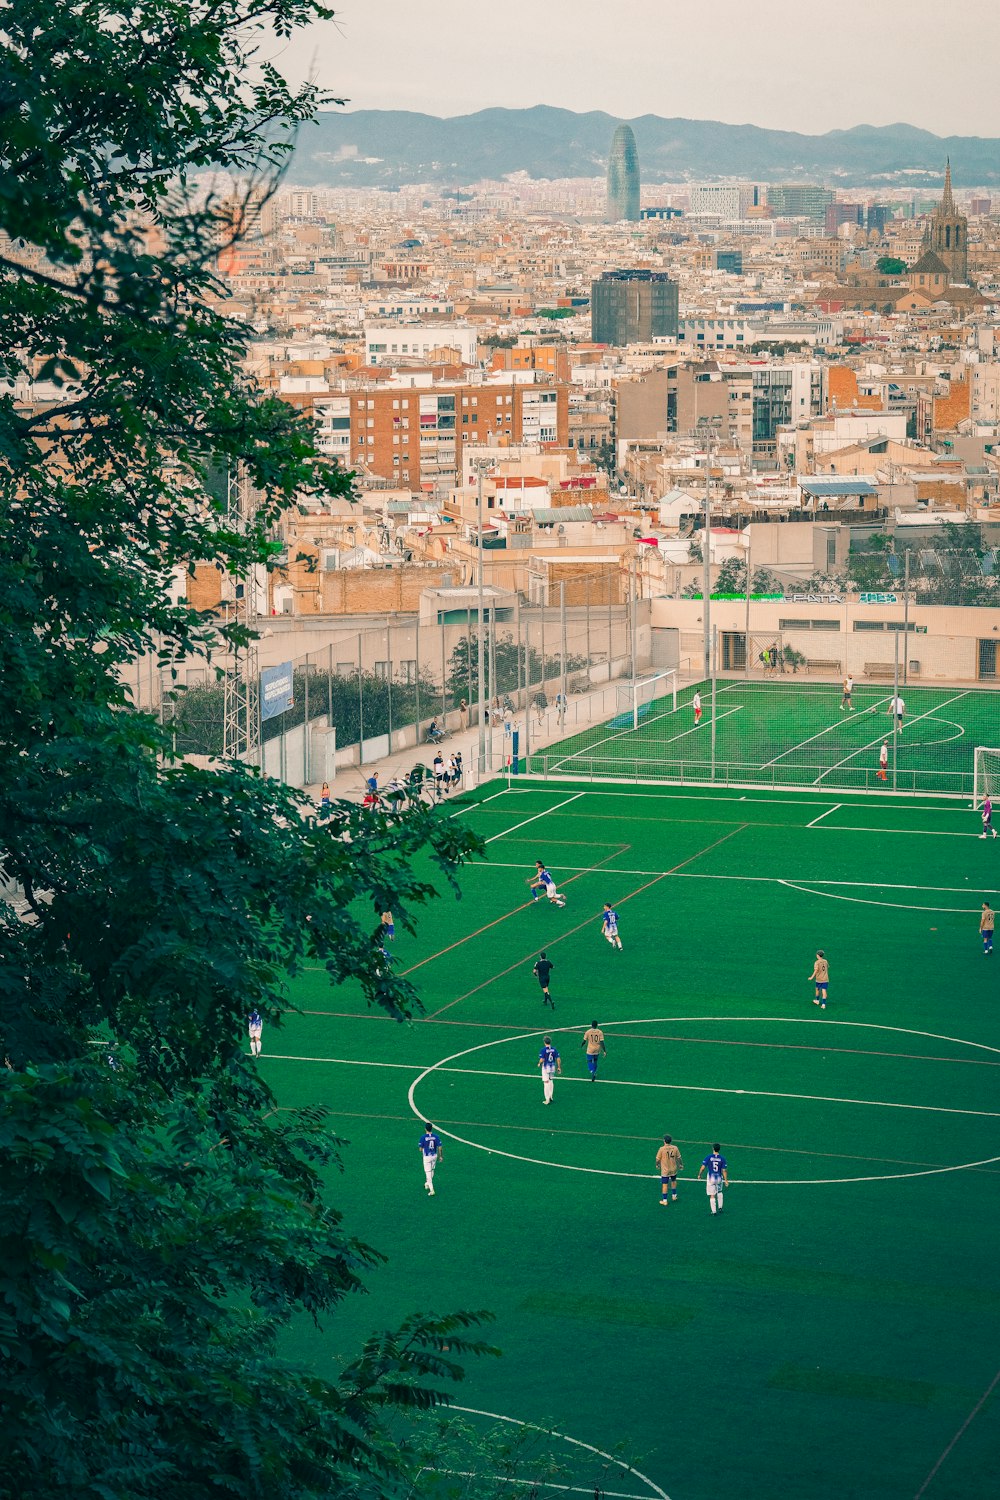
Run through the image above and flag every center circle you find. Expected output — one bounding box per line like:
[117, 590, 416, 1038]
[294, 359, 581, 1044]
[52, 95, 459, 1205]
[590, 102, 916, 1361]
[407, 1017, 1000, 1186]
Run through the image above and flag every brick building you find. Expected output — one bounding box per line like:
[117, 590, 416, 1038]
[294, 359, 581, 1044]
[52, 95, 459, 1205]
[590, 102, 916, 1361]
[313, 380, 569, 488]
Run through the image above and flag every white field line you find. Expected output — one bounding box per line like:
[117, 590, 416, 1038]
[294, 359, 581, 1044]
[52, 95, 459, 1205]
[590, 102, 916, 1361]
[760, 695, 894, 767]
[778, 880, 977, 914]
[480, 864, 998, 899]
[429, 1476, 654, 1500]
[547, 704, 743, 773]
[262, 1052, 1000, 1122]
[547, 696, 691, 770]
[506, 784, 972, 815]
[812, 690, 971, 785]
[449, 1408, 670, 1500]
[484, 791, 584, 844]
[806, 803, 841, 827]
[449, 787, 512, 818]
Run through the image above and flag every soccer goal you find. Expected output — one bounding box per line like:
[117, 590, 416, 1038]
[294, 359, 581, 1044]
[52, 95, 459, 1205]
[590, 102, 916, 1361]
[972, 747, 1000, 806]
[615, 669, 678, 731]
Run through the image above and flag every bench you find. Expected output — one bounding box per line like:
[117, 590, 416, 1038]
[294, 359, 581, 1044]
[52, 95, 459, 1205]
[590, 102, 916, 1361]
[863, 662, 896, 680]
[805, 659, 842, 674]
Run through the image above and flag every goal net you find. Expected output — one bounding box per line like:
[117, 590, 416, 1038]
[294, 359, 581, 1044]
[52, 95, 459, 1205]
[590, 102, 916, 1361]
[613, 669, 677, 731]
[973, 747, 1000, 807]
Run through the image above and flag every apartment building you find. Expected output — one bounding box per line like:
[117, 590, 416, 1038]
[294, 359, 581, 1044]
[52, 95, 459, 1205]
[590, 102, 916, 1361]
[313, 380, 568, 488]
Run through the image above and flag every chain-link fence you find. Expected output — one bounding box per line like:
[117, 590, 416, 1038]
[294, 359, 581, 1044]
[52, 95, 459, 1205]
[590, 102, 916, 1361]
[127, 592, 645, 782]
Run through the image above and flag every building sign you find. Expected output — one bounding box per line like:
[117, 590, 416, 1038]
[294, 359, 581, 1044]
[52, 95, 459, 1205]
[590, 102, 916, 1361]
[260, 661, 295, 721]
[858, 592, 898, 604]
[789, 593, 843, 604]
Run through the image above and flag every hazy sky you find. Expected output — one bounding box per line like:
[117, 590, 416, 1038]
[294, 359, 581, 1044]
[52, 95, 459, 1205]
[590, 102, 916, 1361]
[274, 0, 1000, 137]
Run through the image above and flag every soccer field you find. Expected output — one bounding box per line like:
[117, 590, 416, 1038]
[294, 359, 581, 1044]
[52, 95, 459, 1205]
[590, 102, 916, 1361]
[529, 680, 1000, 796]
[269, 781, 1000, 1500]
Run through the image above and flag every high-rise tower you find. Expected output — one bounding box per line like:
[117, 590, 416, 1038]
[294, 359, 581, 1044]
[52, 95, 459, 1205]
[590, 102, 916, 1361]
[606, 124, 640, 223]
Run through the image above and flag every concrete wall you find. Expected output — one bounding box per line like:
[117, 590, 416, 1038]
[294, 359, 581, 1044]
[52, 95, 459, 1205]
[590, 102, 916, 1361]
[652, 596, 1000, 682]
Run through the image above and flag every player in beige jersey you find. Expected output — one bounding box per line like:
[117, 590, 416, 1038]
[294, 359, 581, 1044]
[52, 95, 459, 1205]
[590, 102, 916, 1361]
[581, 1022, 607, 1082]
[655, 1135, 683, 1205]
[980, 901, 994, 956]
[808, 950, 829, 1009]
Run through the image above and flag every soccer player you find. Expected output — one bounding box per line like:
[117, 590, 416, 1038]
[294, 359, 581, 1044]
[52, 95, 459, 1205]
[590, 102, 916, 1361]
[248, 1008, 263, 1057]
[841, 675, 854, 711]
[601, 902, 623, 950]
[656, 1134, 684, 1206]
[529, 861, 567, 907]
[693, 690, 702, 725]
[981, 901, 994, 955]
[878, 741, 888, 782]
[533, 950, 554, 1008]
[697, 1144, 729, 1215]
[537, 1035, 561, 1104]
[581, 1021, 607, 1082]
[808, 950, 829, 1009]
[889, 693, 905, 731]
[418, 1122, 443, 1195]
[981, 795, 997, 839]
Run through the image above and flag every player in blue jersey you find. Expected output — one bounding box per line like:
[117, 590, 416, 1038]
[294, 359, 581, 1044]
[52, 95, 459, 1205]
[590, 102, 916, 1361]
[600, 902, 622, 950]
[418, 1122, 443, 1195]
[697, 1143, 729, 1215]
[247, 1009, 263, 1058]
[529, 861, 567, 908]
[537, 1035, 562, 1104]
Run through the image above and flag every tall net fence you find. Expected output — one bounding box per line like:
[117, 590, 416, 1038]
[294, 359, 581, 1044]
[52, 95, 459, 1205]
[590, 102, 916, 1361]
[123, 590, 643, 782]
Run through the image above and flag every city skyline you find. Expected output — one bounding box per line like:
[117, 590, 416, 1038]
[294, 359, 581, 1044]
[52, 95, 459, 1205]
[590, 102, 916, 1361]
[275, 0, 1000, 137]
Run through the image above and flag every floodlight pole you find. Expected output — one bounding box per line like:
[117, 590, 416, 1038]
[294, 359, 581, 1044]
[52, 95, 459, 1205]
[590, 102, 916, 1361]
[471, 453, 497, 776]
[902, 549, 911, 686]
[744, 528, 752, 677]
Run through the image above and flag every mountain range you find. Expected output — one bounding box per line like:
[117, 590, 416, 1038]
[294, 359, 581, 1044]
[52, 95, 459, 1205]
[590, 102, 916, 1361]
[288, 106, 1000, 191]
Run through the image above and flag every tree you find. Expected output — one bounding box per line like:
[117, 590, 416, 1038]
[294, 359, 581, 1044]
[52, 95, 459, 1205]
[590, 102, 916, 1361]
[445, 631, 587, 706]
[877, 256, 907, 276]
[0, 2, 496, 1495]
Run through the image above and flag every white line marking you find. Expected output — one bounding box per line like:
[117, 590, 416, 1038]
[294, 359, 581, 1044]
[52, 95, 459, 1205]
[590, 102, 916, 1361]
[484, 791, 584, 844]
[549, 704, 742, 773]
[813, 691, 971, 784]
[450, 787, 511, 818]
[404, 1018, 1000, 1184]
[806, 803, 841, 827]
[449, 1407, 670, 1500]
[760, 696, 893, 767]
[512, 784, 972, 814]
[431, 1472, 653, 1500]
[778, 879, 977, 914]
[459, 862, 998, 899]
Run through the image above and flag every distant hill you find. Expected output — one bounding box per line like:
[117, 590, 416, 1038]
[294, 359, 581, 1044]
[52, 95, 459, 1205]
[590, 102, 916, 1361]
[288, 105, 1000, 190]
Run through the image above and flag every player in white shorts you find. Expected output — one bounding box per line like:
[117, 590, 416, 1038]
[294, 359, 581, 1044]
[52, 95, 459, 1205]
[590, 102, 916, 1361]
[418, 1123, 443, 1195]
[697, 1144, 729, 1215]
[529, 861, 566, 908]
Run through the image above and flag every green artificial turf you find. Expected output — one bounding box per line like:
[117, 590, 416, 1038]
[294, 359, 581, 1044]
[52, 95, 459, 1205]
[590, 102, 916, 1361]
[268, 781, 1000, 1500]
[530, 680, 1000, 796]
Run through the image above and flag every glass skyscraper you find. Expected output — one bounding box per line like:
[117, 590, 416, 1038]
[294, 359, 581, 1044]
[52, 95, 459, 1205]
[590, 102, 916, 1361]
[606, 124, 640, 223]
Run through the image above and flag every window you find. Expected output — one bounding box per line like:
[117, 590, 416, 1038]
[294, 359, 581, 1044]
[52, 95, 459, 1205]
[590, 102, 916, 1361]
[393, 399, 399, 409]
[336, 661, 354, 676]
[374, 661, 390, 680]
[398, 659, 417, 684]
[779, 618, 841, 631]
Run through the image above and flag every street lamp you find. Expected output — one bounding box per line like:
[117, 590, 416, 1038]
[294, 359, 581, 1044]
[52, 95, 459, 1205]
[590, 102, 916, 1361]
[470, 448, 498, 775]
[696, 415, 722, 679]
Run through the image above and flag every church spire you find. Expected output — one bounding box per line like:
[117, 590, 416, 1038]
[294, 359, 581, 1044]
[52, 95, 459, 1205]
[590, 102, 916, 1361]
[942, 158, 954, 212]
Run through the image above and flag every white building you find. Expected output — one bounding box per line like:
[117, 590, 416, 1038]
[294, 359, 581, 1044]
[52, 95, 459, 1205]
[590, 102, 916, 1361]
[364, 323, 478, 367]
[689, 184, 762, 220]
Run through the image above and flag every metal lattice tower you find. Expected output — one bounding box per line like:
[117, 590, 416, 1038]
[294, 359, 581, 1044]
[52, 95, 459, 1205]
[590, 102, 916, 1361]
[222, 462, 261, 762]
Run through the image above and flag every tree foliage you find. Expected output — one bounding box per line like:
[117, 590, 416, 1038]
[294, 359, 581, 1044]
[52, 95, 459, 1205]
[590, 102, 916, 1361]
[445, 631, 587, 706]
[0, 2, 496, 1496]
